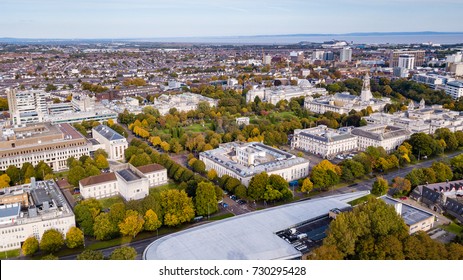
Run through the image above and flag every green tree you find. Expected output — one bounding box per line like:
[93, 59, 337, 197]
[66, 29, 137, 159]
[109, 246, 137, 260]
[192, 159, 206, 174]
[77, 249, 104, 260]
[144, 209, 162, 231]
[74, 198, 101, 236]
[247, 172, 269, 200]
[35, 161, 53, 180]
[94, 213, 119, 240]
[65, 227, 84, 249]
[108, 202, 126, 225]
[119, 210, 145, 238]
[310, 160, 341, 190]
[391, 177, 412, 196]
[40, 229, 64, 253]
[371, 176, 389, 196]
[234, 184, 247, 198]
[68, 165, 87, 186]
[6, 165, 20, 185]
[194, 181, 218, 216]
[161, 189, 195, 226]
[94, 148, 108, 159]
[22, 236, 39, 256]
[129, 153, 151, 167]
[431, 162, 453, 182]
[0, 174, 11, 188]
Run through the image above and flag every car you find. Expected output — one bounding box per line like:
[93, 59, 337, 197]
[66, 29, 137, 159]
[237, 200, 247, 205]
[230, 195, 237, 200]
[400, 197, 407, 200]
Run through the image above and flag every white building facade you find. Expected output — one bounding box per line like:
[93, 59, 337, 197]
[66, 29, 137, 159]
[92, 125, 128, 161]
[445, 80, 463, 99]
[351, 125, 411, 152]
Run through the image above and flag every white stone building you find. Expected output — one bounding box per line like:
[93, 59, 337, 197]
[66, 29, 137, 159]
[291, 125, 358, 158]
[79, 163, 168, 201]
[199, 142, 310, 186]
[0, 179, 75, 252]
[0, 122, 91, 172]
[304, 73, 389, 114]
[150, 93, 218, 115]
[351, 124, 411, 152]
[92, 125, 128, 161]
[246, 85, 327, 105]
[236, 117, 250, 126]
[445, 80, 463, 99]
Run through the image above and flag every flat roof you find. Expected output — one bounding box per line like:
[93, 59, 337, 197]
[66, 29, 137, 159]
[0, 203, 21, 219]
[117, 169, 141, 182]
[380, 196, 434, 226]
[93, 125, 125, 141]
[143, 191, 370, 260]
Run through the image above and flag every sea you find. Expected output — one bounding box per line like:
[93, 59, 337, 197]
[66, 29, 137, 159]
[141, 33, 463, 45]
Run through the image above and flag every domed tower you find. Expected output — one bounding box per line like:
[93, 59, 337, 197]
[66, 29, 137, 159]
[408, 99, 415, 111]
[419, 98, 425, 109]
[360, 72, 373, 102]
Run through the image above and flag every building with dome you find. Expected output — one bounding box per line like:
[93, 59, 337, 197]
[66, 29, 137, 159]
[304, 73, 389, 114]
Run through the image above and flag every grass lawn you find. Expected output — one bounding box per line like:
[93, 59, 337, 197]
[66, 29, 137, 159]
[184, 123, 212, 133]
[99, 196, 125, 209]
[272, 111, 297, 119]
[441, 222, 463, 236]
[209, 213, 234, 221]
[149, 180, 184, 194]
[0, 249, 20, 259]
[348, 194, 377, 206]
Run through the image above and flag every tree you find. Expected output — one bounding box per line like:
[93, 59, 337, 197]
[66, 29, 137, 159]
[310, 160, 341, 190]
[313, 198, 409, 260]
[0, 174, 11, 188]
[300, 178, 314, 194]
[40, 229, 64, 253]
[35, 161, 53, 180]
[65, 227, 84, 249]
[391, 177, 412, 196]
[109, 246, 137, 260]
[431, 162, 453, 182]
[129, 153, 151, 167]
[94, 213, 119, 240]
[160, 189, 195, 226]
[94, 148, 108, 159]
[68, 165, 86, 186]
[207, 169, 218, 181]
[85, 164, 101, 177]
[192, 159, 206, 174]
[22, 236, 39, 256]
[247, 172, 269, 200]
[74, 198, 101, 237]
[234, 184, 247, 198]
[371, 176, 389, 196]
[108, 202, 126, 225]
[194, 182, 218, 216]
[144, 209, 162, 231]
[119, 210, 145, 238]
[77, 249, 104, 260]
[94, 154, 109, 169]
[6, 165, 20, 185]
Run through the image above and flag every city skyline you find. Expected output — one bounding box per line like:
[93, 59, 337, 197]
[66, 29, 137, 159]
[2, 0, 463, 39]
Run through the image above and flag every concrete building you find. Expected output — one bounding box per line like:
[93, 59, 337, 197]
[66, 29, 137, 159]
[449, 62, 463, 77]
[200, 142, 310, 186]
[445, 80, 463, 99]
[398, 54, 415, 70]
[290, 51, 304, 63]
[351, 124, 411, 152]
[6, 89, 48, 125]
[305, 73, 389, 114]
[79, 163, 167, 201]
[340, 47, 352, 62]
[412, 73, 454, 90]
[291, 125, 358, 158]
[312, 50, 325, 60]
[92, 125, 128, 161]
[150, 93, 217, 115]
[236, 117, 250, 126]
[0, 179, 75, 252]
[323, 51, 334, 61]
[45, 109, 118, 125]
[0, 122, 91, 171]
[71, 93, 95, 112]
[388, 50, 425, 67]
[263, 54, 272, 65]
[246, 85, 327, 105]
[380, 196, 435, 234]
[143, 191, 369, 260]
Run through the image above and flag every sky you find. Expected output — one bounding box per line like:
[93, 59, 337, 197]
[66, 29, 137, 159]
[1, 0, 463, 39]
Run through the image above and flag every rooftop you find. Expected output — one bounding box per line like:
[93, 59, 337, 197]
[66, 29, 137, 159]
[80, 172, 117, 187]
[380, 196, 434, 226]
[116, 169, 141, 182]
[93, 125, 125, 141]
[143, 191, 369, 260]
[136, 163, 165, 174]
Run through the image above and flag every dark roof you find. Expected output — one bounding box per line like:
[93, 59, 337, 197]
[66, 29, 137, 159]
[137, 164, 166, 174]
[80, 172, 117, 187]
[0, 204, 21, 218]
[31, 188, 50, 206]
[445, 198, 463, 217]
[93, 125, 125, 141]
[422, 186, 440, 204]
[117, 169, 141, 182]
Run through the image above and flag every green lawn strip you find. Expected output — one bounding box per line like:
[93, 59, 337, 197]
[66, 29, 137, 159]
[441, 222, 463, 236]
[0, 249, 20, 259]
[348, 194, 377, 206]
[99, 196, 125, 209]
[209, 213, 235, 221]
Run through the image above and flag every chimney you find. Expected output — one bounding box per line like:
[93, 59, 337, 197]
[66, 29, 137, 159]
[394, 203, 402, 216]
